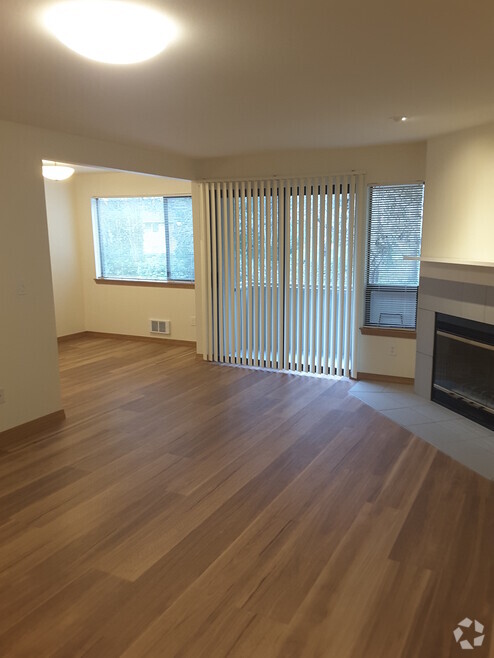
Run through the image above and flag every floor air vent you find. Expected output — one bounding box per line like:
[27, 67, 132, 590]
[150, 319, 170, 335]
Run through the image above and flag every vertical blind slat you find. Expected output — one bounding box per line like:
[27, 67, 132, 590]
[277, 180, 285, 368]
[203, 183, 212, 360]
[240, 182, 247, 364]
[344, 176, 356, 376]
[303, 182, 311, 372]
[210, 184, 218, 362]
[259, 181, 266, 368]
[272, 182, 279, 368]
[227, 182, 235, 362]
[310, 181, 318, 373]
[233, 183, 240, 364]
[221, 182, 229, 361]
[338, 176, 348, 374]
[253, 180, 259, 366]
[283, 183, 291, 370]
[246, 182, 253, 365]
[266, 181, 272, 368]
[217, 184, 225, 361]
[198, 185, 207, 360]
[352, 175, 366, 378]
[290, 180, 298, 371]
[323, 177, 333, 375]
[317, 177, 326, 374]
[297, 180, 305, 371]
[330, 177, 340, 375]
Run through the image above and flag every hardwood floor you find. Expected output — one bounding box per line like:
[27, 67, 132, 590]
[0, 336, 492, 657]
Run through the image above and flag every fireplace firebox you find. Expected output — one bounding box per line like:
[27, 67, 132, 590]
[431, 313, 494, 430]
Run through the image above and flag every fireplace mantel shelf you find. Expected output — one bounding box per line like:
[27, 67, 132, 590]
[404, 256, 494, 268]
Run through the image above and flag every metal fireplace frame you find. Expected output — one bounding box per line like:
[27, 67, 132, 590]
[431, 312, 494, 431]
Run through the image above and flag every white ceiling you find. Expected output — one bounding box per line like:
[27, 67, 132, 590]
[2, 0, 494, 158]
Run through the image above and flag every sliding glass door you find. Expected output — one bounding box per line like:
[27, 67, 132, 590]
[200, 174, 364, 376]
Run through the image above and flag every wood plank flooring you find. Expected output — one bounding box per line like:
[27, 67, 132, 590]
[0, 336, 492, 657]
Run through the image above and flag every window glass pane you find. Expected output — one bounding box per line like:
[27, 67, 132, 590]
[95, 196, 194, 281]
[166, 197, 194, 281]
[365, 184, 424, 328]
[96, 197, 166, 280]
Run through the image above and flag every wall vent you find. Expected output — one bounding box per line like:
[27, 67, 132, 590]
[150, 319, 171, 335]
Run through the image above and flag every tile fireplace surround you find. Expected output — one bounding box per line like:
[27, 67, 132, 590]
[414, 260, 494, 478]
[414, 261, 494, 400]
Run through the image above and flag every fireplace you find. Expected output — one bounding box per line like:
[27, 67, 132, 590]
[432, 313, 494, 431]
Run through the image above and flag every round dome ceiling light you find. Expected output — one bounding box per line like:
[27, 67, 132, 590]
[42, 162, 75, 181]
[43, 1, 178, 65]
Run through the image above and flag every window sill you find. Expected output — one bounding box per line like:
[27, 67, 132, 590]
[360, 326, 416, 339]
[94, 278, 195, 289]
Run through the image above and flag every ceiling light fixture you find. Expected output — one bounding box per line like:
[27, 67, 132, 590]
[391, 116, 408, 123]
[43, 1, 178, 65]
[42, 162, 75, 181]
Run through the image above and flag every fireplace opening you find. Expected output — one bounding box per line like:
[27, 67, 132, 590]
[431, 313, 494, 430]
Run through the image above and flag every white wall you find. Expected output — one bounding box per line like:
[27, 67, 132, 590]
[358, 334, 417, 379]
[44, 178, 85, 337]
[0, 126, 61, 432]
[72, 171, 196, 342]
[0, 118, 194, 433]
[423, 122, 494, 262]
[194, 141, 427, 377]
[194, 142, 426, 184]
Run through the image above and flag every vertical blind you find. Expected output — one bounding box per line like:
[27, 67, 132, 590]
[365, 183, 424, 328]
[200, 175, 364, 376]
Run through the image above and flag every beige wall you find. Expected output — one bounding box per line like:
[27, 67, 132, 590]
[195, 142, 426, 185]
[423, 122, 494, 262]
[194, 141, 427, 377]
[44, 178, 85, 337]
[358, 334, 417, 379]
[0, 124, 61, 432]
[0, 118, 194, 433]
[72, 172, 196, 342]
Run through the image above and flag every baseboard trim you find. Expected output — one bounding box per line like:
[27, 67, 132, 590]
[83, 331, 196, 348]
[0, 409, 66, 443]
[57, 332, 88, 343]
[356, 372, 414, 385]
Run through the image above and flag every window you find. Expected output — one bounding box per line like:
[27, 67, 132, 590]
[93, 196, 194, 282]
[365, 183, 424, 329]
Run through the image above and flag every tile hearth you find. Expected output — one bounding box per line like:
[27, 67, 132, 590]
[350, 381, 494, 480]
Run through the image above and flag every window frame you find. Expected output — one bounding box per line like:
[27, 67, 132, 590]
[363, 182, 424, 332]
[91, 194, 195, 287]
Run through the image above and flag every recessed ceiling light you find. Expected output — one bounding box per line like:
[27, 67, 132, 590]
[43, 1, 178, 65]
[391, 116, 408, 123]
[42, 161, 75, 180]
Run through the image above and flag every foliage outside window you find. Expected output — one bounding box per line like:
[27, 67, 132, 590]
[93, 196, 194, 282]
[365, 183, 424, 329]
[230, 184, 352, 288]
